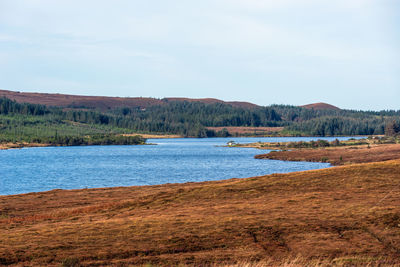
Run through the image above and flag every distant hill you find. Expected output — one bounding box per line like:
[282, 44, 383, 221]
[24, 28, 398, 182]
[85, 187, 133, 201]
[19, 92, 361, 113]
[1, 89, 399, 139]
[301, 102, 341, 110]
[0, 89, 258, 110]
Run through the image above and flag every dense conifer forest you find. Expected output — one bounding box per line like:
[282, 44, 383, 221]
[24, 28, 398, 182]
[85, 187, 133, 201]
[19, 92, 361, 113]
[0, 97, 399, 145]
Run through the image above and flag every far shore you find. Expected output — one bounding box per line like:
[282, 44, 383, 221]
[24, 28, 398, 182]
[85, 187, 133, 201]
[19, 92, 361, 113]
[0, 142, 51, 150]
[0, 135, 369, 150]
[121, 133, 183, 139]
[0, 134, 181, 150]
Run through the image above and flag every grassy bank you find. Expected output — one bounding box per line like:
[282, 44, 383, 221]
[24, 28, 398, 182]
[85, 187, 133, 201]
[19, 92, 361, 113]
[1, 159, 400, 266]
[248, 137, 400, 165]
[255, 143, 400, 165]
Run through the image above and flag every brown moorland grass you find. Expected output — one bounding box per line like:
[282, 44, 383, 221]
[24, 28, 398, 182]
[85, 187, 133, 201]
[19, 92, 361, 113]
[255, 144, 400, 165]
[1, 160, 400, 266]
[0, 89, 259, 110]
[301, 102, 341, 110]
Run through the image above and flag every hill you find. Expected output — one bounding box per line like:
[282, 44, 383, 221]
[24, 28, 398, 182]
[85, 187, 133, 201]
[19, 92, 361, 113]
[1, 159, 400, 266]
[0, 89, 258, 110]
[1, 89, 342, 111]
[301, 102, 341, 110]
[0, 89, 162, 110]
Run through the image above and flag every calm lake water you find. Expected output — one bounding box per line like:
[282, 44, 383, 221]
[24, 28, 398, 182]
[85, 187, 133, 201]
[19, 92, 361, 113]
[0, 137, 360, 195]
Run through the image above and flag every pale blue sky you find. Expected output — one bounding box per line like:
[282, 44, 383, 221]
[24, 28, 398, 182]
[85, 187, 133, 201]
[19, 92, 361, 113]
[0, 0, 399, 110]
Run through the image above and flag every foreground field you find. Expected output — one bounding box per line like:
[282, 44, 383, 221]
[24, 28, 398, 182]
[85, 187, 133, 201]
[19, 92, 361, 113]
[1, 160, 400, 266]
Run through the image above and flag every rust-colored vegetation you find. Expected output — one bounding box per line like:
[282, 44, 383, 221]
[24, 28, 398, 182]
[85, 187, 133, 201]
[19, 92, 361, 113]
[0, 89, 259, 111]
[301, 102, 341, 110]
[256, 144, 400, 165]
[1, 160, 400, 266]
[0, 89, 163, 111]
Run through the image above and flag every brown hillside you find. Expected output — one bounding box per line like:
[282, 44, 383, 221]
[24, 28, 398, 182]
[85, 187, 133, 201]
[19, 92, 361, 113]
[301, 102, 340, 110]
[0, 89, 259, 110]
[1, 160, 400, 266]
[0, 89, 162, 110]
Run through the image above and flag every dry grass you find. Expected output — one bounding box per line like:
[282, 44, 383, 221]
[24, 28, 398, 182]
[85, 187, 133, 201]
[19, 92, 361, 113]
[0, 142, 50, 150]
[255, 144, 400, 165]
[218, 257, 400, 267]
[1, 159, 400, 266]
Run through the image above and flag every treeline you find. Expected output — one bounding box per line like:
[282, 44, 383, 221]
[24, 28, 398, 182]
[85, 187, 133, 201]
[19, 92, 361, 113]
[49, 101, 283, 137]
[109, 102, 283, 137]
[113, 101, 282, 126]
[1, 97, 399, 139]
[0, 97, 49, 115]
[271, 105, 400, 136]
[286, 117, 387, 136]
[272, 105, 400, 121]
[32, 134, 146, 146]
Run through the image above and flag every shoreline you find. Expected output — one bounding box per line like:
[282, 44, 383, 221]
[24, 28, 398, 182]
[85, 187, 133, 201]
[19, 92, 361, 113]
[0, 142, 152, 150]
[0, 135, 368, 150]
[254, 143, 400, 165]
[245, 138, 400, 166]
[0, 142, 51, 150]
[122, 133, 183, 139]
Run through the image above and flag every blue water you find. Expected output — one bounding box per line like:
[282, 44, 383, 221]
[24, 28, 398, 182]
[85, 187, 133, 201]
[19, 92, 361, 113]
[0, 137, 361, 195]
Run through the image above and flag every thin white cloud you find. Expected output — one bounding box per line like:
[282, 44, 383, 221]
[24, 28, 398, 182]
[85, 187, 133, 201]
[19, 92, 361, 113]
[0, 0, 398, 110]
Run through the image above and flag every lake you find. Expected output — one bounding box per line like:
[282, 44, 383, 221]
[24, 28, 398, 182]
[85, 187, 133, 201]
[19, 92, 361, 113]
[0, 137, 359, 195]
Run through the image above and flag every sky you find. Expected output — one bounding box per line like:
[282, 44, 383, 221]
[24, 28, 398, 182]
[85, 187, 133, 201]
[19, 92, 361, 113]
[0, 0, 399, 110]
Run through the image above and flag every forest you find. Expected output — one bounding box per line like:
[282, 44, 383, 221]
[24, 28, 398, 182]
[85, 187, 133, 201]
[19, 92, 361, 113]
[0, 96, 399, 145]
